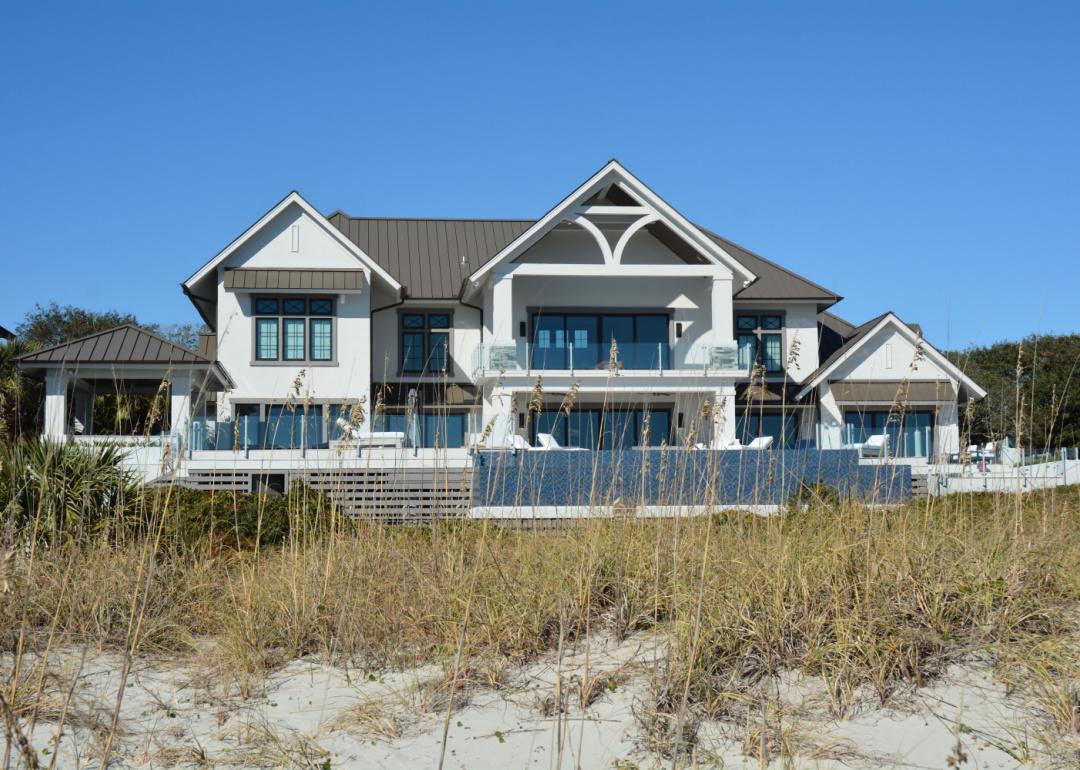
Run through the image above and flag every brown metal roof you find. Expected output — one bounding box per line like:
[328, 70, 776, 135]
[0, 325, 14, 341]
[800, 312, 892, 389]
[698, 228, 842, 303]
[829, 380, 957, 402]
[16, 325, 210, 365]
[223, 268, 364, 291]
[197, 332, 217, 359]
[327, 214, 532, 299]
[327, 213, 841, 303]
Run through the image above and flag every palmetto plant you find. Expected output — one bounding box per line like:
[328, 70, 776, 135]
[0, 438, 139, 544]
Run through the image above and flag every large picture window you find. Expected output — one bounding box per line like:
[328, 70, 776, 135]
[253, 296, 335, 363]
[530, 312, 669, 370]
[735, 314, 783, 372]
[736, 410, 800, 448]
[400, 312, 451, 374]
[530, 407, 672, 449]
[843, 410, 934, 458]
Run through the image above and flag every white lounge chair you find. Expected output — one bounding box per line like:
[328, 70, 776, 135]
[745, 436, 774, 450]
[506, 433, 532, 450]
[536, 433, 587, 451]
[861, 434, 888, 458]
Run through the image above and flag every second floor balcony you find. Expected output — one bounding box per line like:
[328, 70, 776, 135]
[472, 339, 742, 380]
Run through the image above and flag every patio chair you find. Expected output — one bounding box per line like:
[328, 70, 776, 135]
[505, 433, 532, 450]
[861, 434, 888, 458]
[536, 433, 587, 451]
[745, 436, 774, 450]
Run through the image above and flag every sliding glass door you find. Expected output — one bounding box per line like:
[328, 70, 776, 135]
[530, 312, 670, 369]
[843, 410, 934, 457]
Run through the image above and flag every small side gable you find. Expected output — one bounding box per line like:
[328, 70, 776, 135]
[796, 313, 987, 401]
[184, 191, 400, 295]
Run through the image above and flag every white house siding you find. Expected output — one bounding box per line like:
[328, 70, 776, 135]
[491, 275, 720, 369]
[213, 203, 373, 416]
[732, 301, 820, 382]
[370, 300, 482, 385]
[814, 325, 961, 459]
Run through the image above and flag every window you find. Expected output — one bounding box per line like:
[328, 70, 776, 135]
[529, 312, 669, 369]
[253, 296, 335, 363]
[735, 314, 784, 373]
[736, 410, 800, 448]
[373, 410, 467, 448]
[400, 312, 452, 374]
[530, 407, 672, 449]
[843, 410, 934, 458]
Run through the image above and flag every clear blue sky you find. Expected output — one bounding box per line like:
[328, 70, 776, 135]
[1, 2, 1077, 349]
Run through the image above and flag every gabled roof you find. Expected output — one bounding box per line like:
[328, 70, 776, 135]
[16, 324, 211, 365]
[697, 228, 841, 304]
[795, 312, 987, 401]
[183, 191, 401, 301]
[0, 325, 14, 341]
[327, 216, 532, 298]
[818, 310, 857, 338]
[463, 160, 758, 289]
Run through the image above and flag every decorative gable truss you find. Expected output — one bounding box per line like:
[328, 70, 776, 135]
[464, 160, 757, 291]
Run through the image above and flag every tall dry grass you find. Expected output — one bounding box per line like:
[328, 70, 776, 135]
[3, 477, 1079, 763]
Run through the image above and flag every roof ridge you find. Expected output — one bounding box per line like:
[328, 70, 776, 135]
[328, 214, 537, 223]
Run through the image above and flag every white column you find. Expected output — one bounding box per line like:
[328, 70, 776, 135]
[170, 373, 192, 439]
[711, 275, 733, 345]
[491, 272, 514, 343]
[817, 383, 844, 449]
[709, 384, 737, 448]
[43, 371, 70, 440]
[935, 400, 959, 462]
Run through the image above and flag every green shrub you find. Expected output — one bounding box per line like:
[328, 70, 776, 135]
[157, 482, 336, 549]
[0, 437, 139, 543]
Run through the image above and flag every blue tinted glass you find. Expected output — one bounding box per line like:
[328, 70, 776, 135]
[283, 318, 305, 360]
[402, 332, 424, 372]
[532, 410, 566, 447]
[737, 335, 757, 369]
[638, 409, 671, 447]
[310, 319, 332, 360]
[428, 332, 448, 371]
[423, 412, 465, 448]
[532, 315, 566, 368]
[310, 298, 333, 315]
[283, 299, 306, 315]
[634, 316, 668, 368]
[762, 334, 782, 371]
[566, 316, 598, 369]
[736, 315, 757, 330]
[256, 319, 278, 360]
[402, 314, 424, 329]
[428, 314, 450, 329]
[255, 298, 279, 315]
[761, 315, 782, 330]
[568, 410, 601, 449]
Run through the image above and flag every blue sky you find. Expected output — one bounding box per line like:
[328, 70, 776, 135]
[1, 2, 1077, 349]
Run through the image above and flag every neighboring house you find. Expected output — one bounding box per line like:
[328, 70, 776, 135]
[20, 160, 984, 469]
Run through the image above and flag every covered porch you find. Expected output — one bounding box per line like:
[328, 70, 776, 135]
[16, 325, 232, 479]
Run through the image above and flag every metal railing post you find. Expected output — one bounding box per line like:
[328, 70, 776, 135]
[569, 342, 574, 374]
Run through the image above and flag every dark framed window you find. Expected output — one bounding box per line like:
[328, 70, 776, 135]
[400, 312, 452, 374]
[530, 407, 672, 449]
[529, 312, 669, 369]
[254, 296, 335, 363]
[843, 410, 934, 458]
[734, 314, 784, 373]
[736, 410, 799, 448]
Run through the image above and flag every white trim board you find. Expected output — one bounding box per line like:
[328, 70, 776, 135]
[184, 191, 401, 292]
[795, 313, 987, 401]
[464, 160, 756, 292]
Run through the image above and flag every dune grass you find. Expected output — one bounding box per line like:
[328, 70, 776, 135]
[3, 474, 1079, 765]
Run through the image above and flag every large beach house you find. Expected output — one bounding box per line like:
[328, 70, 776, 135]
[17, 160, 984, 499]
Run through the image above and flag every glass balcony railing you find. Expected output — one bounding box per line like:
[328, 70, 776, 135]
[189, 413, 328, 451]
[472, 341, 743, 376]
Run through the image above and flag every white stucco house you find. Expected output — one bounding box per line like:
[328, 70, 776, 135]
[18, 160, 985, 490]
